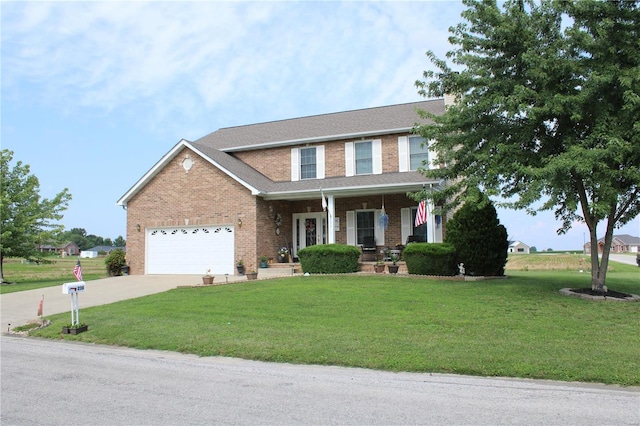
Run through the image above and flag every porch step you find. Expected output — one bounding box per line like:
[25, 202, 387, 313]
[257, 264, 299, 278]
[261, 262, 408, 275]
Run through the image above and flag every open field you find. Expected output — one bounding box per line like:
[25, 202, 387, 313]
[505, 253, 632, 271]
[29, 265, 640, 386]
[0, 257, 108, 294]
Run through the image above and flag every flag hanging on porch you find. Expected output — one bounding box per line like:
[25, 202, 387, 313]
[73, 259, 83, 281]
[321, 189, 327, 212]
[37, 295, 44, 317]
[415, 200, 427, 227]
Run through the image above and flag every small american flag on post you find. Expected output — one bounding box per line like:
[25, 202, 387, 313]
[415, 200, 427, 227]
[73, 259, 83, 281]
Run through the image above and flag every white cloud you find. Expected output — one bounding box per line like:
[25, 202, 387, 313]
[2, 1, 464, 134]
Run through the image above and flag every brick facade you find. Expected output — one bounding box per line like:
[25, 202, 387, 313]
[119, 101, 447, 275]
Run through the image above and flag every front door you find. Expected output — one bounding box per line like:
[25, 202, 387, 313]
[293, 213, 327, 257]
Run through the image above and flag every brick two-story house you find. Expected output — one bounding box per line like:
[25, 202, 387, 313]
[117, 99, 448, 275]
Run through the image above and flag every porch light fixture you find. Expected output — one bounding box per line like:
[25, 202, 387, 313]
[237, 218, 242, 228]
[136, 224, 141, 232]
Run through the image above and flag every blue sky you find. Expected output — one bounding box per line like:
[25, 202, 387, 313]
[2, 1, 638, 250]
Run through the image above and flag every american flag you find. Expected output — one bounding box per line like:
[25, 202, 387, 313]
[73, 259, 83, 281]
[415, 200, 427, 227]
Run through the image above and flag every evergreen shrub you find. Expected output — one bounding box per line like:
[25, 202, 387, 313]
[444, 190, 508, 276]
[297, 244, 360, 274]
[403, 243, 457, 276]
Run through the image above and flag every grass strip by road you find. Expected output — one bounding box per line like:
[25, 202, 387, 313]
[30, 269, 640, 386]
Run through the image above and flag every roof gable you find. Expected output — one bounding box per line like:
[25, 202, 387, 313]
[117, 100, 445, 206]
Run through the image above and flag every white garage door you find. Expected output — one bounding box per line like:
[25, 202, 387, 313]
[146, 226, 234, 275]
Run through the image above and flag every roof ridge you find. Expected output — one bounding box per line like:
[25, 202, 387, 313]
[216, 99, 442, 131]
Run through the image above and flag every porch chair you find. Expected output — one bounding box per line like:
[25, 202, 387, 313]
[361, 236, 377, 261]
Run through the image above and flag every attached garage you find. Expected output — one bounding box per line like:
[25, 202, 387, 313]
[146, 226, 235, 275]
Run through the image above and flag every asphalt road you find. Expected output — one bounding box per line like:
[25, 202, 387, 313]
[2, 336, 639, 426]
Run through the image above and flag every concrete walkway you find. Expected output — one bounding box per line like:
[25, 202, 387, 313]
[1, 268, 295, 330]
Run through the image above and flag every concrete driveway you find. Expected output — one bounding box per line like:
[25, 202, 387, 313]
[1, 271, 281, 330]
[607, 253, 639, 266]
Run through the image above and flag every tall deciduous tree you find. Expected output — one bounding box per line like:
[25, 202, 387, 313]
[0, 150, 72, 281]
[414, 0, 640, 290]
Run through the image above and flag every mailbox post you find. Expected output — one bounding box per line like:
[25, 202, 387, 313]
[62, 281, 85, 326]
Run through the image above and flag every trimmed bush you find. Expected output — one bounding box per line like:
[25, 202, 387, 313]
[444, 190, 508, 276]
[297, 244, 360, 274]
[403, 243, 457, 276]
[105, 249, 126, 276]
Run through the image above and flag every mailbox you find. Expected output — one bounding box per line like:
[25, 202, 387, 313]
[62, 281, 86, 294]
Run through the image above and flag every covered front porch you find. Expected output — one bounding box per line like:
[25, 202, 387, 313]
[256, 185, 444, 265]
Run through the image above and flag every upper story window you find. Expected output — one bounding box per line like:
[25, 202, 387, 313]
[355, 141, 372, 175]
[300, 147, 317, 179]
[345, 139, 382, 177]
[398, 135, 436, 172]
[409, 136, 429, 171]
[291, 146, 325, 181]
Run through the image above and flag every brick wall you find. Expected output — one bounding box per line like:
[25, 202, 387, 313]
[233, 133, 409, 181]
[124, 133, 443, 274]
[125, 147, 257, 274]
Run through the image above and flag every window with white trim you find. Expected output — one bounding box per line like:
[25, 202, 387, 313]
[398, 136, 436, 172]
[355, 141, 373, 175]
[346, 210, 385, 246]
[300, 147, 316, 179]
[409, 136, 429, 171]
[356, 211, 375, 245]
[345, 140, 381, 176]
[291, 146, 325, 181]
[410, 207, 428, 242]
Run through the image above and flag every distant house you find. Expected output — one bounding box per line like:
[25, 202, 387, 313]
[508, 241, 530, 254]
[36, 242, 80, 257]
[80, 246, 125, 258]
[584, 234, 640, 254]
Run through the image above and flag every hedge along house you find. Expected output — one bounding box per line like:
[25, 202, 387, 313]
[116, 99, 449, 275]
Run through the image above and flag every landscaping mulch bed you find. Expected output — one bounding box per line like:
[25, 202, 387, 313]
[566, 287, 638, 300]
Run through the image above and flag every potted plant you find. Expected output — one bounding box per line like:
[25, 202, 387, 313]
[388, 254, 400, 274]
[278, 246, 289, 263]
[236, 260, 245, 275]
[260, 255, 268, 268]
[374, 260, 386, 273]
[202, 269, 214, 285]
[246, 270, 258, 280]
[62, 323, 88, 335]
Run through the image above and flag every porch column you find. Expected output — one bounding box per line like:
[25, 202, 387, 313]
[327, 195, 336, 244]
[427, 200, 436, 243]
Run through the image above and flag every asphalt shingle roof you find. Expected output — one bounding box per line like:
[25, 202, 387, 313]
[194, 100, 445, 150]
[118, 100, 445, 204]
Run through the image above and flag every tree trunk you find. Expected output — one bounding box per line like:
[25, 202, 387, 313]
[588, 216, 616, 292]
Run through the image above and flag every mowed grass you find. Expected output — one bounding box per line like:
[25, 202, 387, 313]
[0, 257, 107, 294]
[505, 252, 632, 271]
[30, 264, 640, 386]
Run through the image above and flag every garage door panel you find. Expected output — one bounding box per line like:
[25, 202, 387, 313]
[146, 226, 234, 274]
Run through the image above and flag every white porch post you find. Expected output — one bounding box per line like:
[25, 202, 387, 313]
[427, 200, 436, 243]
[327, 195, 336, 244]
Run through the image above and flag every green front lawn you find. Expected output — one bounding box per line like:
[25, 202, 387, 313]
[30, 269, 640, 386]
